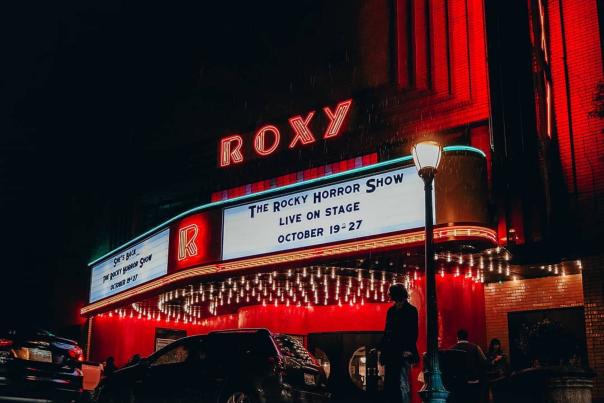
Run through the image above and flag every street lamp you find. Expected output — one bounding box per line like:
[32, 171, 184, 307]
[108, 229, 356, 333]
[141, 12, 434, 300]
[412, 141, 449, 403]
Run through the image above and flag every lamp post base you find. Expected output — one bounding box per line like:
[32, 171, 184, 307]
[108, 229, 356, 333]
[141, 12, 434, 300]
[418, 388, 449, 403]
[418, 390, 449, 403]
[418, 370, 449, 403]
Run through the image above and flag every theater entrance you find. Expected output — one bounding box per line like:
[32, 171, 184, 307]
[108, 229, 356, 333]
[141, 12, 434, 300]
[308, 332, 385, 402]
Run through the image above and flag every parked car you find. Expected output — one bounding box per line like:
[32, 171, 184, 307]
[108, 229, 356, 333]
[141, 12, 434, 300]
[94, 328, 330, 403]
[0, 327, 83, 402]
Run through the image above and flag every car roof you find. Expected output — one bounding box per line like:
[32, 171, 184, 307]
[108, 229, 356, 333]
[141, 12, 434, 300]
[208, 328, 272, 336]
[147, 329, 274, 357]
[0, 327, 78, 345]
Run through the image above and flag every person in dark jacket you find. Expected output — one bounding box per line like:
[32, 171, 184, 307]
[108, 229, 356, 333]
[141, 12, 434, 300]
[486, 338, 509, 403]
[379, 284, 419, 403]
[103, 356, 117, 378]
[450, 329, 487, 403]
[486, 338, 508, 380]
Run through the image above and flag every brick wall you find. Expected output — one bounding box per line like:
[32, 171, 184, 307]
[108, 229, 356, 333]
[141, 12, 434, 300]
[549, 0, 604, 241]
[484, 274, 584, 359]
[582, 255, 604, 401]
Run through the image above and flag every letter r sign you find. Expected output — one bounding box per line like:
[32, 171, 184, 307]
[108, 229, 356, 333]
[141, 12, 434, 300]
[169, 211, 221, 272]
[178, 224, 199, 260]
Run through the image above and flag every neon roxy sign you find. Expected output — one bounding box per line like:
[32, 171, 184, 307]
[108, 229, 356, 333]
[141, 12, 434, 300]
[219, 99, 352, 167]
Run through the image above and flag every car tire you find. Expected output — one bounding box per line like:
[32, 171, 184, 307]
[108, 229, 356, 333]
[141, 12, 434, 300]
[97, 387, 135, 403]
[220, 387, 258, 403]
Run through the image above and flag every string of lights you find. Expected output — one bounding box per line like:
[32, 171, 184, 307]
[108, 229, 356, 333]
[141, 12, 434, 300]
[96, 257, 582, 324]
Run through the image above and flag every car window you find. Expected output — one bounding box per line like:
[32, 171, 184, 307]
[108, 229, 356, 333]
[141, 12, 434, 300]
[187, 338, 207, 361]
[274, 335, 315, 366]
[150, 338, 207, 367]
[151, 344, 189, 367]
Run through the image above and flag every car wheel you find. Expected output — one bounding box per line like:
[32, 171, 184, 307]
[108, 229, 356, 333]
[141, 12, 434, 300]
[97, 387, 135, 403]
[221, 389, 257, 403]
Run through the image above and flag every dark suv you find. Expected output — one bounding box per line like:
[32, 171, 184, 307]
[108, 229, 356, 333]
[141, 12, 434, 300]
[94, 328, 329, 403]
[0, 328, 83, 402]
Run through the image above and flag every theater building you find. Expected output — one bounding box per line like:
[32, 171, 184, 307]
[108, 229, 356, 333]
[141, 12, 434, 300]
[81, 0, 604, 401]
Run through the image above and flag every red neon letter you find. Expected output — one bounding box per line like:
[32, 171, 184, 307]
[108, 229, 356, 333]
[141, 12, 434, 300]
[323, 99, 352, 139]
[288, 111, 316, 149]
[178, 224, 198, 260]
[254, 125, 281, 156]
[219, 135, 244, 167]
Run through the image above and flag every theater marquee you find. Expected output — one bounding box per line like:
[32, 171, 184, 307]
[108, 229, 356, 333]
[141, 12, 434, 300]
[84, 147, 491, 312]
[89, 228, 170, 303]
[222, 166, 432, 260]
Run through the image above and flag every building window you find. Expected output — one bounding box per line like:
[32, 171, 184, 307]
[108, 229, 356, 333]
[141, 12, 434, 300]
[313, 347, 332, 379]
[348, 346, 385, 392]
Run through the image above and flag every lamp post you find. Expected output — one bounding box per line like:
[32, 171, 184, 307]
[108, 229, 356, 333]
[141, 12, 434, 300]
[412, 141, 449, 403]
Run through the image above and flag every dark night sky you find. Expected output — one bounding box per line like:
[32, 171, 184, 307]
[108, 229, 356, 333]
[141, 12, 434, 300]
[0, 1, 356, 333]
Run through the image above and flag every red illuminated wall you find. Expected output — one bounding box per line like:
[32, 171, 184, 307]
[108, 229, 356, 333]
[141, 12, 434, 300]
[390, 0, 490, 133]
[89, 313, 239, 368]
[545, 3, 604, 398]
[547, 0, 604, 229]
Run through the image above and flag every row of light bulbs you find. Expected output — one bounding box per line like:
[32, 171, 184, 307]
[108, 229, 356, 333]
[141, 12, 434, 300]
[109, 265, 488, 324]
[98, 257, 581, 324]
[433, 247, 511, 267]
[156, 267, 411, 318]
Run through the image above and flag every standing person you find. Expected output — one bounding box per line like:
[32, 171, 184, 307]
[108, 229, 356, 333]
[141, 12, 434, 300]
[486, 338, 508, 403]
[486, 338, 508, 379]
[379, 283, 419, 403]
[103, 356, 117, 378]
[451, 329, 487, 403]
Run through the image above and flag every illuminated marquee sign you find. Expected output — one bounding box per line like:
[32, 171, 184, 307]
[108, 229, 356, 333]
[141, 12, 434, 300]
[219, 99, 352, 167]
[89, 229, 170, 303]
[222, 165, 432, 260]
[169, 211, 223, 272]
[178, 224, 199, 260]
